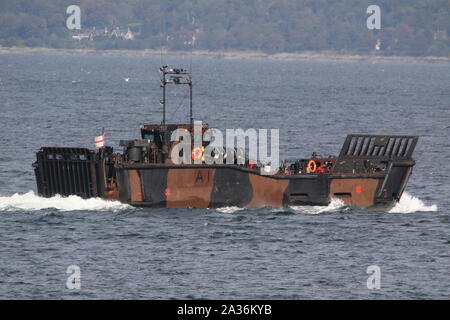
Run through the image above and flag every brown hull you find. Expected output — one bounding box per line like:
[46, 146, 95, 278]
[33, 134, 418, 212]
[112, 164, 406, 211]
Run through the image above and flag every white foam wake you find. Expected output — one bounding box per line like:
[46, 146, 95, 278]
[389, 192, 438, 213]
[0, 191, 131, 212]
[214, 198, 347, 215]
[290, 198, 347, 214]
[215, 206, 245, 214]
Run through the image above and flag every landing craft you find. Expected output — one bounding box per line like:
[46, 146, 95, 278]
[33, 66, 418, 211]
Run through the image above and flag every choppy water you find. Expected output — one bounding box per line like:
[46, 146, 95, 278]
[0, 53, 448, 299]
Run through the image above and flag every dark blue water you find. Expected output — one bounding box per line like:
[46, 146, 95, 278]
[0, 53, 448, 299]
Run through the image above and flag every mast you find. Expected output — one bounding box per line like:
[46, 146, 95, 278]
[159, 66, 193, 126]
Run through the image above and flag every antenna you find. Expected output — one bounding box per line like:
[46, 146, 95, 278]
[159, 66, 193, 127]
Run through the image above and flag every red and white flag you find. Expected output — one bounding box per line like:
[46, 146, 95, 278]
[94, 134, 105, 148]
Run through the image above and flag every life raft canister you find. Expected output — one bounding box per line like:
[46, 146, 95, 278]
[316, 166, 325, 173]
[307, 160, 317, 173]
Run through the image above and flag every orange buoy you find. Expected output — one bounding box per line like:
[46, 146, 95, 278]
[307, 160, 317, 173]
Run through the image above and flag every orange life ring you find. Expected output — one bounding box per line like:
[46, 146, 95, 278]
[307, 160, 317, 173]
[191, 147, 202, 161]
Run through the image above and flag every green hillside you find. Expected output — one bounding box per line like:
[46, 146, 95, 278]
[0, 0, 449, 56]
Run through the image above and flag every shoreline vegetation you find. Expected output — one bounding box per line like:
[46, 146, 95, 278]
[1, 46, 450, 64]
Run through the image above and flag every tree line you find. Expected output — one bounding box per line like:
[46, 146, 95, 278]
[0, 0, 449, 56]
